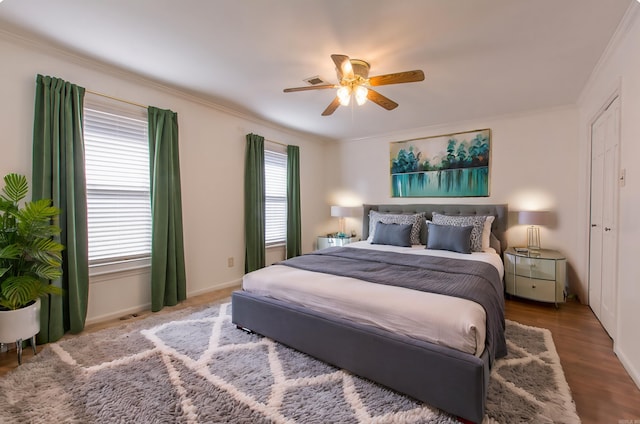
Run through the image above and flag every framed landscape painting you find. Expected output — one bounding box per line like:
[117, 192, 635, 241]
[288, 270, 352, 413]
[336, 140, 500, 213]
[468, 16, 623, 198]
[390, 128, 490, 197]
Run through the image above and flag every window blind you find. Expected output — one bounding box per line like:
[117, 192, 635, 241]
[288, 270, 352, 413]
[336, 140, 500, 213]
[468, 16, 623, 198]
[84, 107, 152, 264]
[264, 149, 287, 246]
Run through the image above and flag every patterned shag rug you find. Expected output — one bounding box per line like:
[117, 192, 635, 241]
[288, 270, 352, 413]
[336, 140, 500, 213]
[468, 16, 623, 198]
[0, 301, 580, 423]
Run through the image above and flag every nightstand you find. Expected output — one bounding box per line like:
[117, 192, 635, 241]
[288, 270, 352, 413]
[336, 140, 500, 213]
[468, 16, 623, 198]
[317, 236, 357, 250]
[504, 247, 567, 306]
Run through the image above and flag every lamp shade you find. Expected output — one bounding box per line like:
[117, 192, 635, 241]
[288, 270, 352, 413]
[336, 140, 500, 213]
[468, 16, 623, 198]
[518, 210, 550, 226]
[331, 206, 354, 217]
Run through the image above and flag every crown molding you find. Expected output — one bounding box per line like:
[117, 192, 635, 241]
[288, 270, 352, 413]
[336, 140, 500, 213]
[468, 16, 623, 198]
[577, 3, 639, 105]
[0, 22, 332, 144]
[338, 103, 576, 144]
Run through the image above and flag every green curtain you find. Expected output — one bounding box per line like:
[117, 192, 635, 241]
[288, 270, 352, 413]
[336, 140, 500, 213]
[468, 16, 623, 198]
[32, 74, 89, 343]
[286, 145, 301, 258]
[244, 133, 265, 273]
[148, 106, 186, 312]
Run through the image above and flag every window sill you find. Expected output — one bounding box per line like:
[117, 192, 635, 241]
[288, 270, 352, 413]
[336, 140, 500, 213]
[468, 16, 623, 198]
[266, 243, 285, 249]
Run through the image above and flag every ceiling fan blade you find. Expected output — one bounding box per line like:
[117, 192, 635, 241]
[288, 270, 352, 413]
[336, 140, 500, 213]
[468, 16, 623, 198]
[331, 54, 354, 80]
[321, 97, 341, 116]
[369, 70, 425, 86]
[283, 84, 336, 93]
[366, 89, 398, 110]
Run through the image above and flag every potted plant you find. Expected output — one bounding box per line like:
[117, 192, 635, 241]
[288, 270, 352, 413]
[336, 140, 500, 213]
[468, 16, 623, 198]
[0, 173, 64, 364]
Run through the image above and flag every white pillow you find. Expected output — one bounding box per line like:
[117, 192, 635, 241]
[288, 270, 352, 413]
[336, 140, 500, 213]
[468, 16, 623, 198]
[482, 215, 495, 251]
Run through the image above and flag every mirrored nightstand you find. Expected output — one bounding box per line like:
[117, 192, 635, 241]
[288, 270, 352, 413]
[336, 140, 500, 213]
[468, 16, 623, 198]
[317, 236, 357, 250]
[504, 247, 567, 307]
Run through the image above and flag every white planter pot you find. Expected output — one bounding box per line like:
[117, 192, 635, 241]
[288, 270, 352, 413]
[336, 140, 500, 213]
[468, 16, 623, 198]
[0, 298, 41, 343]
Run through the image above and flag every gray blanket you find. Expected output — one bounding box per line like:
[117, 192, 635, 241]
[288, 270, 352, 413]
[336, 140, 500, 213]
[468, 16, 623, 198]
[280, 246, 507, 363]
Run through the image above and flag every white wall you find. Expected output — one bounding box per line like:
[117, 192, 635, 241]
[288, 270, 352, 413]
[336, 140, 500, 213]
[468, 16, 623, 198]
[0, 31, 329, 324]
[327, 107, 581, 294]
[576, 5, 640, 389]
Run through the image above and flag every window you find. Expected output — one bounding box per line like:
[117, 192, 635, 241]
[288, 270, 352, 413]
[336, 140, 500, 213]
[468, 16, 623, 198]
[83, 97, 152, 270]
[264, 147, 287, 246]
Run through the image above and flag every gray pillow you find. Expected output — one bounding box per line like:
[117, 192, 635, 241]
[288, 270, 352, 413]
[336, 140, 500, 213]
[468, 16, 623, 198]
[431, 213, 488, 252]
[426, 223, 473, 254]
[371, 222, 412, 247]
[368, 211, 424, 245]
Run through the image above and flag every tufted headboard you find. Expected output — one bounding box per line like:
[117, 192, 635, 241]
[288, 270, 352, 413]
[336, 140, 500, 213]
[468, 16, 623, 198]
[362, 203, 509, 254]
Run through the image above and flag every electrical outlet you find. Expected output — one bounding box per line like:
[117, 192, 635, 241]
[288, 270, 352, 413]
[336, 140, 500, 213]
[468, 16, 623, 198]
[227, 257, 234, 268]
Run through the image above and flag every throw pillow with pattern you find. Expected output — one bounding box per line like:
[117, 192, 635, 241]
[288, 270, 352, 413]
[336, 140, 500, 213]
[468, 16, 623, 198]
[368, 211, 424, 245]
[431, 213, 490, 252]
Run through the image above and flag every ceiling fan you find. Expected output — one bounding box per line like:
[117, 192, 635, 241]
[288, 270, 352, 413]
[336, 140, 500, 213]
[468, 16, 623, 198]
[283, 54, 425, 116]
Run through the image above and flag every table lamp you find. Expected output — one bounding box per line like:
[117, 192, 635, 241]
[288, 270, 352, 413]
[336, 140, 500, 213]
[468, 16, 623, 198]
[518, 210, 550, 251]
[330, 206, 354, 238]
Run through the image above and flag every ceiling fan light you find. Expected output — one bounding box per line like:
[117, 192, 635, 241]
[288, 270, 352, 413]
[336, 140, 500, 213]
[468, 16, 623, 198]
[342, 61, 353, 77]
[355, 85, 368, 105]
[337, 86, 351, 106]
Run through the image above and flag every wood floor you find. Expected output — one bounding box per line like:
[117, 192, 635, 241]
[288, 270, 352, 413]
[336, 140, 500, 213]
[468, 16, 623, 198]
[1, 288, 639, 423]
[505, 298, 640, 424]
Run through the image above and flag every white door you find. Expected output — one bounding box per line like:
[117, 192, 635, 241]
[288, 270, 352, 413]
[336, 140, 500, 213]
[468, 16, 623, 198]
[589, 95, 620, 338]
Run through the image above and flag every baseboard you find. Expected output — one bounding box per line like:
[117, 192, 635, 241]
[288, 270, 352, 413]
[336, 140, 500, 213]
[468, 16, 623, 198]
[85, 302, 152, 326]
[188, 279, 242, 297]
[614, 343, 640, 391]
[84, 279, 242, 326]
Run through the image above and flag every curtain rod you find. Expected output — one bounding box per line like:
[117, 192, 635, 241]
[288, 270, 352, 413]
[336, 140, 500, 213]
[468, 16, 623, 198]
[85, 89, 147, 109]
[265, 138, 288, 148]
[82, 93, 292, 146]
[83, 93, 291, 145]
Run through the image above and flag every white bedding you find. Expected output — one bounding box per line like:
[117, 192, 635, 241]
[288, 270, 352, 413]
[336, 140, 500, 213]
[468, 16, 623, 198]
[242, 241, 504, 356]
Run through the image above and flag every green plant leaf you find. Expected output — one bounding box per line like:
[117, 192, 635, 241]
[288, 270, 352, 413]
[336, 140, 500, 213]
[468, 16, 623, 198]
[19, 199, 60, 220]
[0, 244, 21, 259]
[31, 237, 65, 253]
[0, 173, 65, 309]
[31, 263, 63, 281]
[1, 275, 41, 309]
[0, 197, 15, 212]
[25, 238, 64, 266]
[2, 174, 29, 204]
[41, 282, 64, 297]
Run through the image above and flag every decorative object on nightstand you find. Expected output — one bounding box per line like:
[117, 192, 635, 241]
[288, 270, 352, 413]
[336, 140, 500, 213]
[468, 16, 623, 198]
[518, 210, 551, 251]
[317, 235, 357, 250]
[330, 205, 355, 237]
[504, 247, 566, 307]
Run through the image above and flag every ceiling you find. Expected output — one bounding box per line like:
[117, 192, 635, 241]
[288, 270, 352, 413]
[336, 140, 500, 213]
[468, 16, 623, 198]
[0, 0, 634, 141]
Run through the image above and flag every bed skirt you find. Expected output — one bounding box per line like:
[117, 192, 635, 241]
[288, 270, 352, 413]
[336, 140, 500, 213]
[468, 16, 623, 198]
[231, 290, 491, 423]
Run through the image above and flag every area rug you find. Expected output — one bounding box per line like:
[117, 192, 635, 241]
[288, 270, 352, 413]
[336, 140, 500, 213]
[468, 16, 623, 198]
[0, 301, 580, 423]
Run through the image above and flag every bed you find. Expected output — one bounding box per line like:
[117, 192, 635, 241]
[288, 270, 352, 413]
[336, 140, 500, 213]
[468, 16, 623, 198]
[232, 203, 508, 423]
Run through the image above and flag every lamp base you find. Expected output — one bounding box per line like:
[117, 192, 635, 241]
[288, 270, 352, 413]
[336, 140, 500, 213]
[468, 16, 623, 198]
[337, 217, 346, 237]
[527, 226, 541, 251]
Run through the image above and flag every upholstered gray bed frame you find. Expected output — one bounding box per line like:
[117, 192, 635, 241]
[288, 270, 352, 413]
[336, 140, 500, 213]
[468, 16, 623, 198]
[232, 203, 508, 423]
